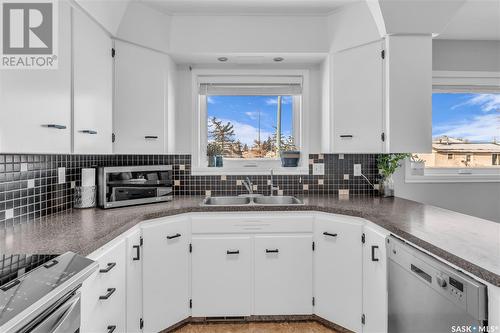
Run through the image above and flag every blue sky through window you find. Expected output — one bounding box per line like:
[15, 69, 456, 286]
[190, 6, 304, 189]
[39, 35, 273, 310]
[432, 93, 500, 142]
[207, 95, 293, 146]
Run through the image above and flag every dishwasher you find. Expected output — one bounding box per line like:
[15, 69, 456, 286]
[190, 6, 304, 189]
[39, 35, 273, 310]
[387, 236, 488, 333]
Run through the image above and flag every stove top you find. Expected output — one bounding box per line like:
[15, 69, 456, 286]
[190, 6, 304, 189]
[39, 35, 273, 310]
[0, 252, 95, 328]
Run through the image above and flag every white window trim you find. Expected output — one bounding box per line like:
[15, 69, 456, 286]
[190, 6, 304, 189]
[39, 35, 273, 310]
[405, 70, 500, 183]
[191, 69, 310, 175]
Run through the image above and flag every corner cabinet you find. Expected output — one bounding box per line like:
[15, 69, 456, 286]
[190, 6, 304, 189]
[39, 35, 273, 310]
[331, 35, 432, 153]
[141, 216, 191, 332]
[72, 7, 113, 154]
[113, 41, 170, 154]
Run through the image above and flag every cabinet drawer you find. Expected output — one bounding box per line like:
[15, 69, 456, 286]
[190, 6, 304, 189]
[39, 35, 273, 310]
[81, 240, 126, 333]
[192, 214, 313, 234]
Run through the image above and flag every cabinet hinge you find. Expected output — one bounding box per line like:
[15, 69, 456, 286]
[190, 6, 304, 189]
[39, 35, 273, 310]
[361, 233, 365, 244]
[112, 133, 115, 143]
[381, 132, 385, 142]
[139, 318, 144, 329]
[381, 49, 385, 59]
[312, 297, 315, 306]
[312, 241, 315, 251]
[140, 236, 143, 246]
[111, 48, 116, 58]
[189, 299, 192, 308]
[361, 314, 366, 325]
[189, 243, 192, 253]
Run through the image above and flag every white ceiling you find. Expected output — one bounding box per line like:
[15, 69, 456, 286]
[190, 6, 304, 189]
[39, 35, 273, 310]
[437, 0, 500, 40]
[139, 0, 358, 16]
[169, 53, 327, 65]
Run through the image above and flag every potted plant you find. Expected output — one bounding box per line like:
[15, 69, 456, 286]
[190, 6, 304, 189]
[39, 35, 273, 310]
[410, 154, 426, 176]
[377, 153, 410, 197]
[207, 142, 223, 167]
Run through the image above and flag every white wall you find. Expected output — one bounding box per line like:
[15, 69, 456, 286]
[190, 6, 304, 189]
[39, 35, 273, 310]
[172, 64, 324, 154]
[433, 40, 500, 71]
[394, 164, 500, 222]
[116, 2, 172, 53]
[72, 0, 130, 35]
[169, 15, 329, 54]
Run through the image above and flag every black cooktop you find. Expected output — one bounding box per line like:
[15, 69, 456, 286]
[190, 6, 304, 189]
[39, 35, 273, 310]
[0, 253, 94, 327]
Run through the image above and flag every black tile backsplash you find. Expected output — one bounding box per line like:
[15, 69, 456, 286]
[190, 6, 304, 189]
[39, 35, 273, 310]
[0, 153, 381, 227]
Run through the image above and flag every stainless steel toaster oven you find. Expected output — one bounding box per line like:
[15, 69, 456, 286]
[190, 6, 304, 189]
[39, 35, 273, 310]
[98, 165, 173, 208]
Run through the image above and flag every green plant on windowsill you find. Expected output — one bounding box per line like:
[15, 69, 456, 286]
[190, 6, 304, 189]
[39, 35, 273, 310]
[377, 153, 411, 197]
[207, 142, 224, 167]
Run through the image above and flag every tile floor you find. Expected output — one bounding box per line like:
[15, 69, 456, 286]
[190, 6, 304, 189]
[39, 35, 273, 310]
[172, 321, 339, 333]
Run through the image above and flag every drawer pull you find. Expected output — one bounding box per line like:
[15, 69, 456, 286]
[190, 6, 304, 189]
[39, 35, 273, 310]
[107, 325, 116, 333]
[167, 233, 181, 240]
[226, 250, 239, 255]
[371, 245, 379, 262]
[145, 135, 159, 139]
[80, 129, 97, 134]
[339, 135, 353, 138]
[45, 124, 67, 129]
[99, 288, 116, 300]
[266, 249, 279, 253]
[323, 232, 338, 237]
[99, 262, 116, 273]
[132, 245, 140, 261]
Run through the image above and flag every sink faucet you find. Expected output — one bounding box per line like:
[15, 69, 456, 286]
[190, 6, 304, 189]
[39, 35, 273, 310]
[242, 177, 253, 195]
[269, 169, 279, 196]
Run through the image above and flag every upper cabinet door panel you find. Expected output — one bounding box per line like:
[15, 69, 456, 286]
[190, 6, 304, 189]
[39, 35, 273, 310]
[332, 40, 384, 153]
[73, 7, 113, 154]
[113, 40, 167, 154]
[0, 1, 71, 154]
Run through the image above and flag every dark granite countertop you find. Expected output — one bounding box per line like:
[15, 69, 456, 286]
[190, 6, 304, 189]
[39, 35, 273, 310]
[1, 196, 499, 287]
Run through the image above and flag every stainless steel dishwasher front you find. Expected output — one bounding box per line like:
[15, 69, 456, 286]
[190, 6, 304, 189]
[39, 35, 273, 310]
[387, 236, 487, 333]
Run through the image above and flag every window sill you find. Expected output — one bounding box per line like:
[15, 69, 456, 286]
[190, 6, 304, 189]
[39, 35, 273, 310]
[191, 166, 309, 176]
[405, 162, 500, 183]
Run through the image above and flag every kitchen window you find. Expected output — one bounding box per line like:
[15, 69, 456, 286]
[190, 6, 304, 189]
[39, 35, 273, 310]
[406, 71, 500, 183]
[191, 70, 309, 175]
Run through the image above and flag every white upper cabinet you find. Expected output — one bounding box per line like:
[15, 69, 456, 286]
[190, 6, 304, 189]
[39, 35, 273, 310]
[331, 35, 432, 153]
[72, 7, 113, 154]
[333, 41, 384, 153]
[0, 1, 71, 154]
[113, 41, 169, 154]
[314, 215, 363, 333]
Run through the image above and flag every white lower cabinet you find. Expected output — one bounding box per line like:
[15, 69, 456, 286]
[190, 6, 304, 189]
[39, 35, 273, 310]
[191, 235, 253, 317]
[142, 217, 191, 332]
[314, 215, 363, 333]
[254, 235, 313, 315]
[126, 228, 143, 333]
[362, 224, 389, 333]
[81, 239, 127, 333]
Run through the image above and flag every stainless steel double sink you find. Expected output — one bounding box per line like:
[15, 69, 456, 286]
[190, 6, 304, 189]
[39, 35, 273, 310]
[201, 195, 304, 206]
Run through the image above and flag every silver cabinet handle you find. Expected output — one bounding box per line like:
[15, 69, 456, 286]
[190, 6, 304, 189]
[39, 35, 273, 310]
[80, 130, 97, 134]
[145, 136, 158, 139]
[99, 288, 116, 300]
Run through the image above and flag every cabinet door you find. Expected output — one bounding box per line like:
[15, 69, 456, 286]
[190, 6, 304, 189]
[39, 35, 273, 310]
[114, 40, 167, 154]
[254, 235, 313, 315]
[0, 1, 71, 153]
[314, 216, 363, 332]
[332, 40, 384, 153]
[191, 235, 253, 317]
[126, 228, 143, 333]
[142, 217, 190, 332]
[362, 224, 388, 333]
[81, 240, 127, 333]
[72, 7, 112, 154]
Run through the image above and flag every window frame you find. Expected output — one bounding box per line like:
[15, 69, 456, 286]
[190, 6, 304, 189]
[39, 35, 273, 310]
[405, 70, 500, 183]
[191, 69, 310, 175]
